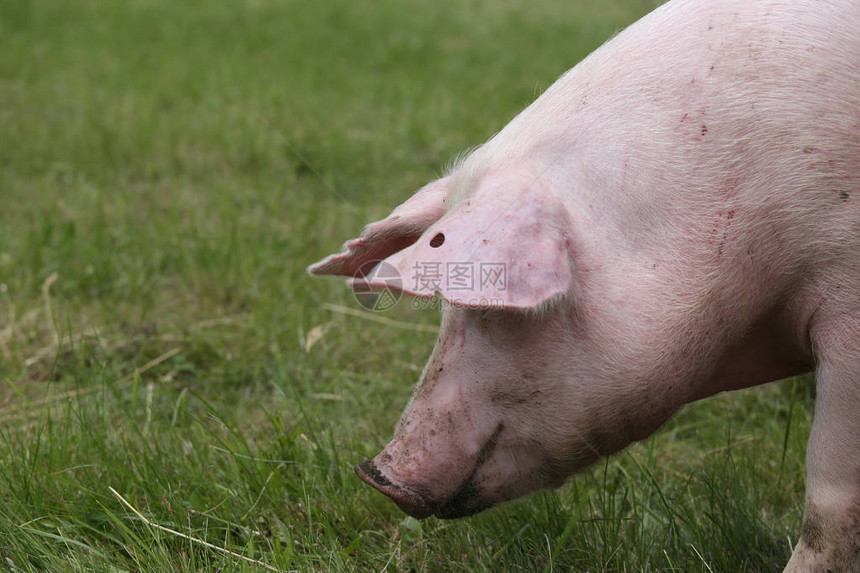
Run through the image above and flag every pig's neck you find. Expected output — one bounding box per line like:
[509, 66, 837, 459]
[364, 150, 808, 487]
[688, 309, 814, 402]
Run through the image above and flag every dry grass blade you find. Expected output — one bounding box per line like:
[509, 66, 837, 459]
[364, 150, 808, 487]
[701, 436, 759, 457]
[322, 303, 438, 333]
[1, 347, 183, 419]
[304, 322, 333, 353]
[41, 272, 59, 346]
[188, 314, 249, 330]
[22, 328, 106, 367]
[108, 487, 287, 572]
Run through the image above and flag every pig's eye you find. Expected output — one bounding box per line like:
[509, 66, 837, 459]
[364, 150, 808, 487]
[429, 233, 445, 248]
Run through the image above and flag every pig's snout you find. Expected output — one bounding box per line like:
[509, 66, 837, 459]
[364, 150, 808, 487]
[354, 458, 436, 519]
[355, 423, 505, 519]
[355, 457, 491, 519]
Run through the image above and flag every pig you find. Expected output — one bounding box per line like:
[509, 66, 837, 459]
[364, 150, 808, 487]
[308, 0, 860, 570]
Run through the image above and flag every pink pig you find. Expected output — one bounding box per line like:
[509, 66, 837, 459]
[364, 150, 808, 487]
[309, 0, 860, 569]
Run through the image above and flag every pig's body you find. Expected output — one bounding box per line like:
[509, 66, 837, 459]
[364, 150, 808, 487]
[310, 0, 860, 570]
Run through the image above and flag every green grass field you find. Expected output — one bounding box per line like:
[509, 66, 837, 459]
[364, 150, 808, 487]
[0, 0, 816, 570]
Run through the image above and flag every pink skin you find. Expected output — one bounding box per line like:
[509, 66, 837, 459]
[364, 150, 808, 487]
[310, 0, 860, 570]
[354, 177, 811, 518]
[357, 307, 601, 519]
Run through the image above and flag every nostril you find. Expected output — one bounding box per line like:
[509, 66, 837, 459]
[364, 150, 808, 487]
[429, 233, 445, 248]
[354, 458, 435, 519]
[355, 459, 393, 488]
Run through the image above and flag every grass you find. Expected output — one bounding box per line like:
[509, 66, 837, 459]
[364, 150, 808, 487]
[0, 0, 813, 570]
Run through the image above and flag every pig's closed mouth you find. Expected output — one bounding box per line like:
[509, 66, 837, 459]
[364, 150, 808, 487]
[433, 479, 491, 519]
[355, 423, 505, 519]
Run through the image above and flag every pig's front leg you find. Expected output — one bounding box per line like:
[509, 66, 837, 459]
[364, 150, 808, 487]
[784, 317, 860, 573]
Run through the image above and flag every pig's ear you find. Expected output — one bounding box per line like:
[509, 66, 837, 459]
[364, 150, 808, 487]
[353, 178, 574, 309]
[308, 178, 450, 277]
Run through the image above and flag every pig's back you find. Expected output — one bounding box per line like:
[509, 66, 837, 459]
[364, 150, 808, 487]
[484, 0, 859, 273]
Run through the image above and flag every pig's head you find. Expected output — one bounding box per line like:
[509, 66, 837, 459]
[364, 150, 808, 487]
[309, 169, 673, 518]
